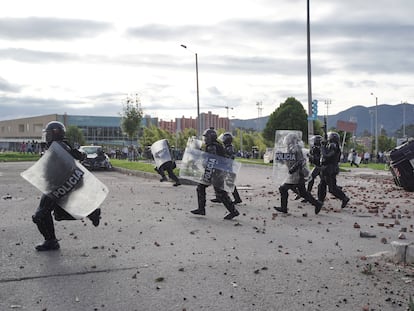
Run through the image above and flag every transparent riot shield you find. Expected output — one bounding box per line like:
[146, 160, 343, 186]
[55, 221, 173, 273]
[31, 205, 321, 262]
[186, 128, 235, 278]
[347, 152, 362, 165]
[179, 148, 241, 192]
[186, 136, 203, 150]
[151, 139, 172, 168]
[272, 130, 303, 184]
[21, 142, 109, 219]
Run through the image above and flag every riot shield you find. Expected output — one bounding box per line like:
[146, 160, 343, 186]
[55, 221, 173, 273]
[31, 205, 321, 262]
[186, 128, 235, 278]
[347, 152, 362, 165]
[150, 139, 172, 168]
[179, 148, 241, 192]
[21, 142, 109, 219]
[272, 130, 304, 184]
[186, 136, 203, 150]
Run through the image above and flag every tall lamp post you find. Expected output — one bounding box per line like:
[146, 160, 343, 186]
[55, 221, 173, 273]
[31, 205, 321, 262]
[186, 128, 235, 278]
[306, 0, 314, 139]
[181, 44, 201, 137]
[402, 100, 406, 138]
[369, 110, 374, 150]
[370, 92, 378, 161]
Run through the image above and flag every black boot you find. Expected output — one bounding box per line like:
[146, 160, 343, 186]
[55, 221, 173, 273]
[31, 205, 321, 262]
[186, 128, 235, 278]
[341, 197, 350, 208]
[222, 195, 239, 220]
[274, 206, 288, 213]
[190, 208, 206, 215]
[224, 209, 239, 220]
[210, 198, 222, 203]
[193, 184, 207, 215]
[87, 208, 101, 227]
[232, 187, 242, 204]
[275, 186, 289, 213]
[35, 239, 60, 251]
[314, 200, 323, 215]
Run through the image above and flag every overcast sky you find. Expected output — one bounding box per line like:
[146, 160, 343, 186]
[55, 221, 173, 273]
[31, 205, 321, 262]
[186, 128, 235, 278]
[0, 0, 413, 121]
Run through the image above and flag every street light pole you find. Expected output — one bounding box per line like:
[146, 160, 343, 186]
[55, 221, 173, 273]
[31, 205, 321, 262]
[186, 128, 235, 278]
[402, 100, 406, 138]
[369, 109, 374, 149]
[306, 0, 314, 139]
[181, 44, 201, 137]
[371, 93, 378, 161]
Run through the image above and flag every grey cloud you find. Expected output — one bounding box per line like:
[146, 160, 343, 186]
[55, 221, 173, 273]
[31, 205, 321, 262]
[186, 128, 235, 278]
[0, 77, 21, 92]
[125, 15, 414, 77]
[125, 19, 303, 42]
[84, 92, 126, 102]
[126, 24, 200, 39]
[0, 95, 123, 121]
[0, 48, 79, 63]
[0, 95, 75, 120]
[0, 17, 112, 40]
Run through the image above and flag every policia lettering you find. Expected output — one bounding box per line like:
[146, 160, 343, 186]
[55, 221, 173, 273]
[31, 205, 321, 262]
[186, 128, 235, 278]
[275, 152, 296, 161]
[50, 168, 84, 199]
[203, 158, 218, 183]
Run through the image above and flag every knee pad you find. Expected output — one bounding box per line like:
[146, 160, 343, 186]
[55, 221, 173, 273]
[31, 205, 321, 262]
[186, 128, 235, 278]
[215, 190, 226, 201]
[32, 209, 46, 224]
[279, 184, 289, 193]
[32, 214, 40, 224]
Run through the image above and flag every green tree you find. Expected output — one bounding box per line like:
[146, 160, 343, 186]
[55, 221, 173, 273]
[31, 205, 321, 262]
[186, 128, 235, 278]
[232, 129, 267, 156]
[175, 128, 197, 149]
[120, 96, 143, 143]
[263, 97, 309, 144]
[140, 125, 169, 147]
[378, 135, 396, 152]
[395, 124, 414, 138]
[66, 125, 85, 147]
[140, 126, 198, 151]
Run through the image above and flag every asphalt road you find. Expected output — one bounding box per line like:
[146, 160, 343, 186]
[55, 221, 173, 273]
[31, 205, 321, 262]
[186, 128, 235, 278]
[1, 162, 413, 311]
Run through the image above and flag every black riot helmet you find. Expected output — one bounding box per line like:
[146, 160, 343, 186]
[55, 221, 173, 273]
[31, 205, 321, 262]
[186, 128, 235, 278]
[43, 121, 66, 144]
[222, 132, 233, 145]
[203, 127, 218, 145]
[312, 135, 323, 146]
[328, 132, 340, 144]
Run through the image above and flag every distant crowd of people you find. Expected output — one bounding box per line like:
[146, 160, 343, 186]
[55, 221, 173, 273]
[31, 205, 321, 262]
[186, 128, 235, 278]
[342, 150, 387, 165]
[19, 140, 45, 155]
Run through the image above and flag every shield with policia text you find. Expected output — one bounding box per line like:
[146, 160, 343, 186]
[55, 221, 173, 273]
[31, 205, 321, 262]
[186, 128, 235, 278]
[272, 130, 303, 184]
[150, 139, 172, 168]
[21, 142, 109, 219]
[179, 147, 241, 192]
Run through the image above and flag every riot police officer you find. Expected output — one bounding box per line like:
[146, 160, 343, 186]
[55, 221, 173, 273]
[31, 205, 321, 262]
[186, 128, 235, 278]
[317, 132, 350, 208]
[154, 140, 181, 186]
[32, 121, 101, 251]
[191, 128, 240, 220]
[274, 132, 323, 215]
[307, 135, 322, 193]
[211, 132, 242, 204]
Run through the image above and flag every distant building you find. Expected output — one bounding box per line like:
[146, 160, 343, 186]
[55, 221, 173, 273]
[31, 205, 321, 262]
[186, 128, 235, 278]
[0, 111, 229, 151]
[159, 111, 229, 134]
[0, 113, 154, 150]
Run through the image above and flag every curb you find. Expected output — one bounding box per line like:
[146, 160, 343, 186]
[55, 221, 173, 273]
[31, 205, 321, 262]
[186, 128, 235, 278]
[391, 241, 414, 264]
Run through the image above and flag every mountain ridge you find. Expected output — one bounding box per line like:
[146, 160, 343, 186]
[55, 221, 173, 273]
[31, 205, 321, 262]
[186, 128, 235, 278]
[231, 103, 414, 136]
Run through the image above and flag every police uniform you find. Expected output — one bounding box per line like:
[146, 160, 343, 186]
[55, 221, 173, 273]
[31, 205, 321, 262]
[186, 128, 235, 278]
[274, 133, 323, 215]
[317, 132, 350, 208]
[307, 135, 322, 193]
[211, 133, 242, 204]
[191, 128, 239, 220]
[32, 121, 101, 251]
